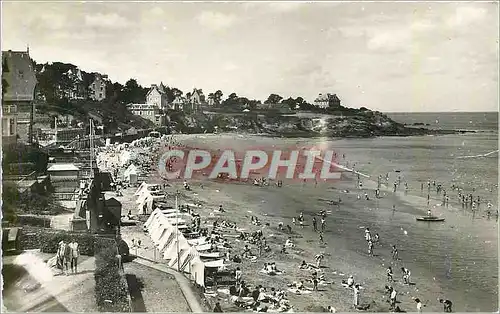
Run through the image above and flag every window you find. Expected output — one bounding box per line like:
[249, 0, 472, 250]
[99, 93, 102, 98]
[92, 83, 95, 88]
[9, 118, 15, 135]
[100, 87, 103, 91]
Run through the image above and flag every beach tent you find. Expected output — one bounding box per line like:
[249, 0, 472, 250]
[123, 164, 138, 182]
[144, 208, 160, 228]
[135, 182, 149, 196]
[145, 210, 205, 286]
[136, 194, 154, 215]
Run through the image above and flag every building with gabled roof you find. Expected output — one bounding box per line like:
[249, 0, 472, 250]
[2, 49, 38, 144]
[63, 67, 86, 99]
[186, 88, 205, 112]
[146, 82, 169, 109]
[89, 73, 108, 101]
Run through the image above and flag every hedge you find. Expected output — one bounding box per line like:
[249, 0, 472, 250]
[94, 236, 130, 312]
[16, 215, 52, 228]
[19, 226, 96, 255]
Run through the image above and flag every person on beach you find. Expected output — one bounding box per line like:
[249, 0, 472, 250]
[315, 253, 324, 268]
[365, 228, 371, 242]
[386, 266, 394, 282]
[69, 239, 79, 274]
[353, 284, 360, 308]
[347, 275, 354, 288]
[213, 302, 223, 312]
[392, 245, 399, 261]
[415, 298, 423, 313]
[390, 287, 397, 309]
[312, 217, 317, 232]
[327, 306, 336, 313]
[427, 209, 432, 217]
[278, 222, 283, 230]
[368, 240, 374, 256]
[321, 218, 326, 232]
[313, 277, 319, 291]
[319, 233, 324, 244]
[438, 298, 453, 312]
[292, 217, 297, 225]
[235, 267, 242, 284]
[401, 267, 411, 284]
[373, 233, 380, 244]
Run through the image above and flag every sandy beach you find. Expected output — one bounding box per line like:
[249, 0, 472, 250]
[106, 133, 497, 312]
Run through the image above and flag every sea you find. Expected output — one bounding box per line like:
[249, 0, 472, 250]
[320, 111, 499, 311]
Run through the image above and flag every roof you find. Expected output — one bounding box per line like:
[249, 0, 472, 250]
[47, 163, 80, 172]
[172, 96, 186, 104]
[146, 84, 166, 98]
[91, 73, 107, 83]
[2, 50, 37, 102]
[105, 197, 122, 207]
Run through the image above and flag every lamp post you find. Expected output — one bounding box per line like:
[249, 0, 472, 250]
[175, 190, 180, 272]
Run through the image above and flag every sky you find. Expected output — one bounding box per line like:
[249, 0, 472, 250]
[1, 1, 498, 112]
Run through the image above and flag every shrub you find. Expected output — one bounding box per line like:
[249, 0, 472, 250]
[19, 226, 96, 255]
[16, 215, 52, 228]
[94, 236, 130, 312]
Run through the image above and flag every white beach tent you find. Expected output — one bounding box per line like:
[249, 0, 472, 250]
[136, 190, 151, 204]
[144, 208, 161, 229]
[136, 194, 154, 215]
[145, 210, 205, 286]
[123, 164, 138, 181]
[135, 182, 148, 196]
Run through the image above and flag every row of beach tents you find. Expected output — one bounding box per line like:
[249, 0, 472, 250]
[142, 202, 227, 287]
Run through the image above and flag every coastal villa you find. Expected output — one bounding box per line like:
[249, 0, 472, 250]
[1, 49, 37, 144]
[313, 93, 341, 109]
[186, 88, 205, 112]
[89, 73, 108, 101]
[127, 103, 166, 126]
[171, 95, 186, 111]
[146, 83, 169, 109]
[63, 68, 86, 99]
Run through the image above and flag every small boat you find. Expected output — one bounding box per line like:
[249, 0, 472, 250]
[416, 216, 445, 222]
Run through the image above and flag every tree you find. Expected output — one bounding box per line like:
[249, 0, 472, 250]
[214, 90, 223, 104]
[264, 94, 283, 104]
[120, 79, 148, 104]
[221, 92, 241, 108]
[172, 88, 183, 97]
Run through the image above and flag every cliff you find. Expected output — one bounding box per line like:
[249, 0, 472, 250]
[166, 109, 465, 138]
